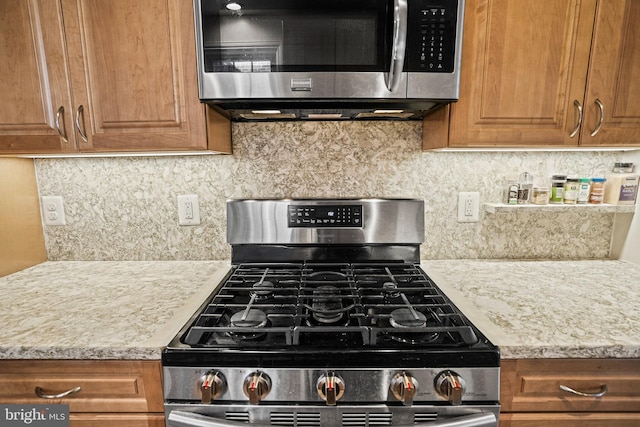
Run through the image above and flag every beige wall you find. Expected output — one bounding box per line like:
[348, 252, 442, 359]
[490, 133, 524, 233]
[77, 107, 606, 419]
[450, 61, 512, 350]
[0, 158, 47, 276]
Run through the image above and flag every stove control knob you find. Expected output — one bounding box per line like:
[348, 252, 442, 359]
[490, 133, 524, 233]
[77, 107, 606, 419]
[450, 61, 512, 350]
[316, 372, 345, 405]
[390, 372, 419, 405]
[243, 371, 272, 404]
[434, 370, 466, 405]
[199, 371, 226, 403]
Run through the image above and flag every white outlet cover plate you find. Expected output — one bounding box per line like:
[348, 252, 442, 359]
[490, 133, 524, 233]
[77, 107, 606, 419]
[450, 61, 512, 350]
[41, 195, 66, 226]
[457, 192, 480, 223]
[178, 194, 201, 225]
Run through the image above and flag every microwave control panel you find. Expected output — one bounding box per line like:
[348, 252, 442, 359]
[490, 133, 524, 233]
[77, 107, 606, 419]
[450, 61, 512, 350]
[407, 0, 459, 72]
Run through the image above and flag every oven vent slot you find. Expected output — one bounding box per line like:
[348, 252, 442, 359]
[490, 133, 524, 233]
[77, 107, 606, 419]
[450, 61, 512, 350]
[414, 412, 438, 423]
[225, 411, 250, 423]
[342, 412, 392, 426]
[270, 412, 320, 427]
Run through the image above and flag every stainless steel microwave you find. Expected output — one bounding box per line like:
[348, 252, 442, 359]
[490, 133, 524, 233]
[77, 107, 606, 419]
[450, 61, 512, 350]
[193, 0, 465, 120]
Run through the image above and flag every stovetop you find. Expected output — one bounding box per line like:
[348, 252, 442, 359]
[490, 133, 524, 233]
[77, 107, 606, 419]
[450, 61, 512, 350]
[179, 262, 485, 350]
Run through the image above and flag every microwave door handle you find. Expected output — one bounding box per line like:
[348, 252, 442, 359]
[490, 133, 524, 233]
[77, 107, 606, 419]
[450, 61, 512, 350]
[386, 0, 408, 92]
[168, 411, 496, 427]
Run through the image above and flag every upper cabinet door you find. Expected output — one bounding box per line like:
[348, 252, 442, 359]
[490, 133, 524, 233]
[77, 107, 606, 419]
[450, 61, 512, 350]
[0, 0, 77, 153]
[61, 0, 207, 152]
[446, 0, 596, 148]
[580, 1, 640, 146]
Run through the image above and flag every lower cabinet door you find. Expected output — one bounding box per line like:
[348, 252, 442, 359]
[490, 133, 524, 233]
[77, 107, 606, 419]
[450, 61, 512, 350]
[500, 413, 640, 427]
[70, 413, 165, 427]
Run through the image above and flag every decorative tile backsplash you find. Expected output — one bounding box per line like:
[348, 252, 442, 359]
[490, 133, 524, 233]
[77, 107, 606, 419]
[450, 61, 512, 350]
[35, 121, 623, 261]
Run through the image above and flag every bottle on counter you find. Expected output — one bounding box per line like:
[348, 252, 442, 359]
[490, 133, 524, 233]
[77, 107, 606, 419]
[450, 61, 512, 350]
[505, 180, 519, 205]
[604, 163, 639, 205]
[550, 175, 567, 204]
[517, 172, 533, 204]
[577, 178, 591, 204]
[531, 186, 550, 205]
[563, 177, 579, 204]
[589, 178, 607, 204]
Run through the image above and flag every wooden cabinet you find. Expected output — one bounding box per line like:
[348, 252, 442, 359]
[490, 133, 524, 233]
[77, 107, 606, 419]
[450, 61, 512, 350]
[0, 360, 164, 427]
[499, 359, 640, 426]
[423, 0, 640, 149]
[0, 0, 230, 155]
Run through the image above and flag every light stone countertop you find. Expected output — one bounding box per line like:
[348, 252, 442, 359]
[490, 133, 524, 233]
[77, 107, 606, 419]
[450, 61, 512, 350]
[0, 260, 638, 360]
[422, 259, 640, 359]
[0, 261, 231, 360]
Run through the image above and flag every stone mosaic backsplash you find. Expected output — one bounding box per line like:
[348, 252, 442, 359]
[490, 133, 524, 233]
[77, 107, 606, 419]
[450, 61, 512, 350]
[35, 121, 624, 260]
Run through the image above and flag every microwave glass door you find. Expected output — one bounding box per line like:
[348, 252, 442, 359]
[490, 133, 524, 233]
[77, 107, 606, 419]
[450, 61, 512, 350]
[200, 0, 391, 73]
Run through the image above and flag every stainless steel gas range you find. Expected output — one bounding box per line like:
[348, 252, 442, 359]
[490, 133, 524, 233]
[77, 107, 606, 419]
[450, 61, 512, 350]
[163, 199, 500, 427]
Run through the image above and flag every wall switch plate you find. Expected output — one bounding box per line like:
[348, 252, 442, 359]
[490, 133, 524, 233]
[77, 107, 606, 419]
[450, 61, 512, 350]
[457, 192, 480, 223]
[41, 195, 66, 226]
[178, 194, 200, 225]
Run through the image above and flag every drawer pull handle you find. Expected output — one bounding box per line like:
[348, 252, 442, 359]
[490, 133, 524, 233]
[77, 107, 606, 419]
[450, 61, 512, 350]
[559, 384, 607, 397]
[35, 386, 82, 399]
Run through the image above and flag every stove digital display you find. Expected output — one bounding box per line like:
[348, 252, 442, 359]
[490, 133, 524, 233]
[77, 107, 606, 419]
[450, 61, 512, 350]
[288, 205, 362, 227]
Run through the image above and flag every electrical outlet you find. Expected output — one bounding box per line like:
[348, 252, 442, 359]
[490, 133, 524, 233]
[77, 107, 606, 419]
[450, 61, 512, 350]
[41, 196, 66, 226]
[178, 195, 200, 225]
[457, 192, 480, 223]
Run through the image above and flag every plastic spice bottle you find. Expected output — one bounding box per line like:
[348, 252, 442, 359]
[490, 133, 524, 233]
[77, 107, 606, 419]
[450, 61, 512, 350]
[604, 163, 639, 205]
[550, 175, 567, 204]
[563, 178, 579, 204]
[577, 178, 591, 204]
[589, 178, 606, 204]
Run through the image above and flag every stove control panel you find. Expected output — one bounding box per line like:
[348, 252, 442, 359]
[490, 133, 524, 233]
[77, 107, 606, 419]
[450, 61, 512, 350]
[288, 204, 362, 228]
[166, 366, 497, 404]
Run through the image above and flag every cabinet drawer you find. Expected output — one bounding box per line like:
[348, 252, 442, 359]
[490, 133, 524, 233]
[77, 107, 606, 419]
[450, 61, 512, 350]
[0, 360, 163, 413]
[501, 359, 640, 412]
[70, 413, 165, 427]
[500, 412, 640, 427]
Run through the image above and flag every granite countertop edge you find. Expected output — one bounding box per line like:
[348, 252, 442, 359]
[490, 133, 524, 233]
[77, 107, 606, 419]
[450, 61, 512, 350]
[1, 259, 639, 361]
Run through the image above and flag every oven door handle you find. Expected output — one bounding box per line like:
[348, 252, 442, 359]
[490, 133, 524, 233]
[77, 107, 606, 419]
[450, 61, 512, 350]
[167, 410, 496, 427]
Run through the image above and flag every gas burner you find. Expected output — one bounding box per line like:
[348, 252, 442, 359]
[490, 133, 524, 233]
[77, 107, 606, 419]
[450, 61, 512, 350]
[251, 281, 275, 299]
[389, 308, 427, 328]
[250, 269, 275, 300]
[382, 282, 400, 298]
[230, 308, 268, 328]
[306, 285, 350, 325]
[228, 308, 268, 341]
[308, 271, 347, 282]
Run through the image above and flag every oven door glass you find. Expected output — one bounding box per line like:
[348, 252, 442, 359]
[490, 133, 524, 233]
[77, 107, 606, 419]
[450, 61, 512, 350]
[199, 0, 392, 73]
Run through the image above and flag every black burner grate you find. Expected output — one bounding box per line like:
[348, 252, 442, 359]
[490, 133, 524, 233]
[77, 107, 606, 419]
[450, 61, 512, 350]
[182, 263, 478, 348]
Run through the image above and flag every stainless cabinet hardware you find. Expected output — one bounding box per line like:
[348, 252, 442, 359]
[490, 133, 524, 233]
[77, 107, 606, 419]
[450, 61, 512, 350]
[35, 386, 81, 399]
[590, 98, 604, 137]
[55, 106, 68, 142]
[560, 384, 608, 397]
[74, 105, 88, 142]
[569, 100, 583, 138]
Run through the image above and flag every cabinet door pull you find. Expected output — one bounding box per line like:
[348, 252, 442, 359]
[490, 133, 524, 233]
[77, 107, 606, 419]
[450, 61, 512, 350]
[35, 386, 82, 399]
[569, 100, 583, 138]
[559, 384, 607, 397]
[74, 105, 88, 142]
[55, 106, 69, 142]
[590, 98, 604, 137]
